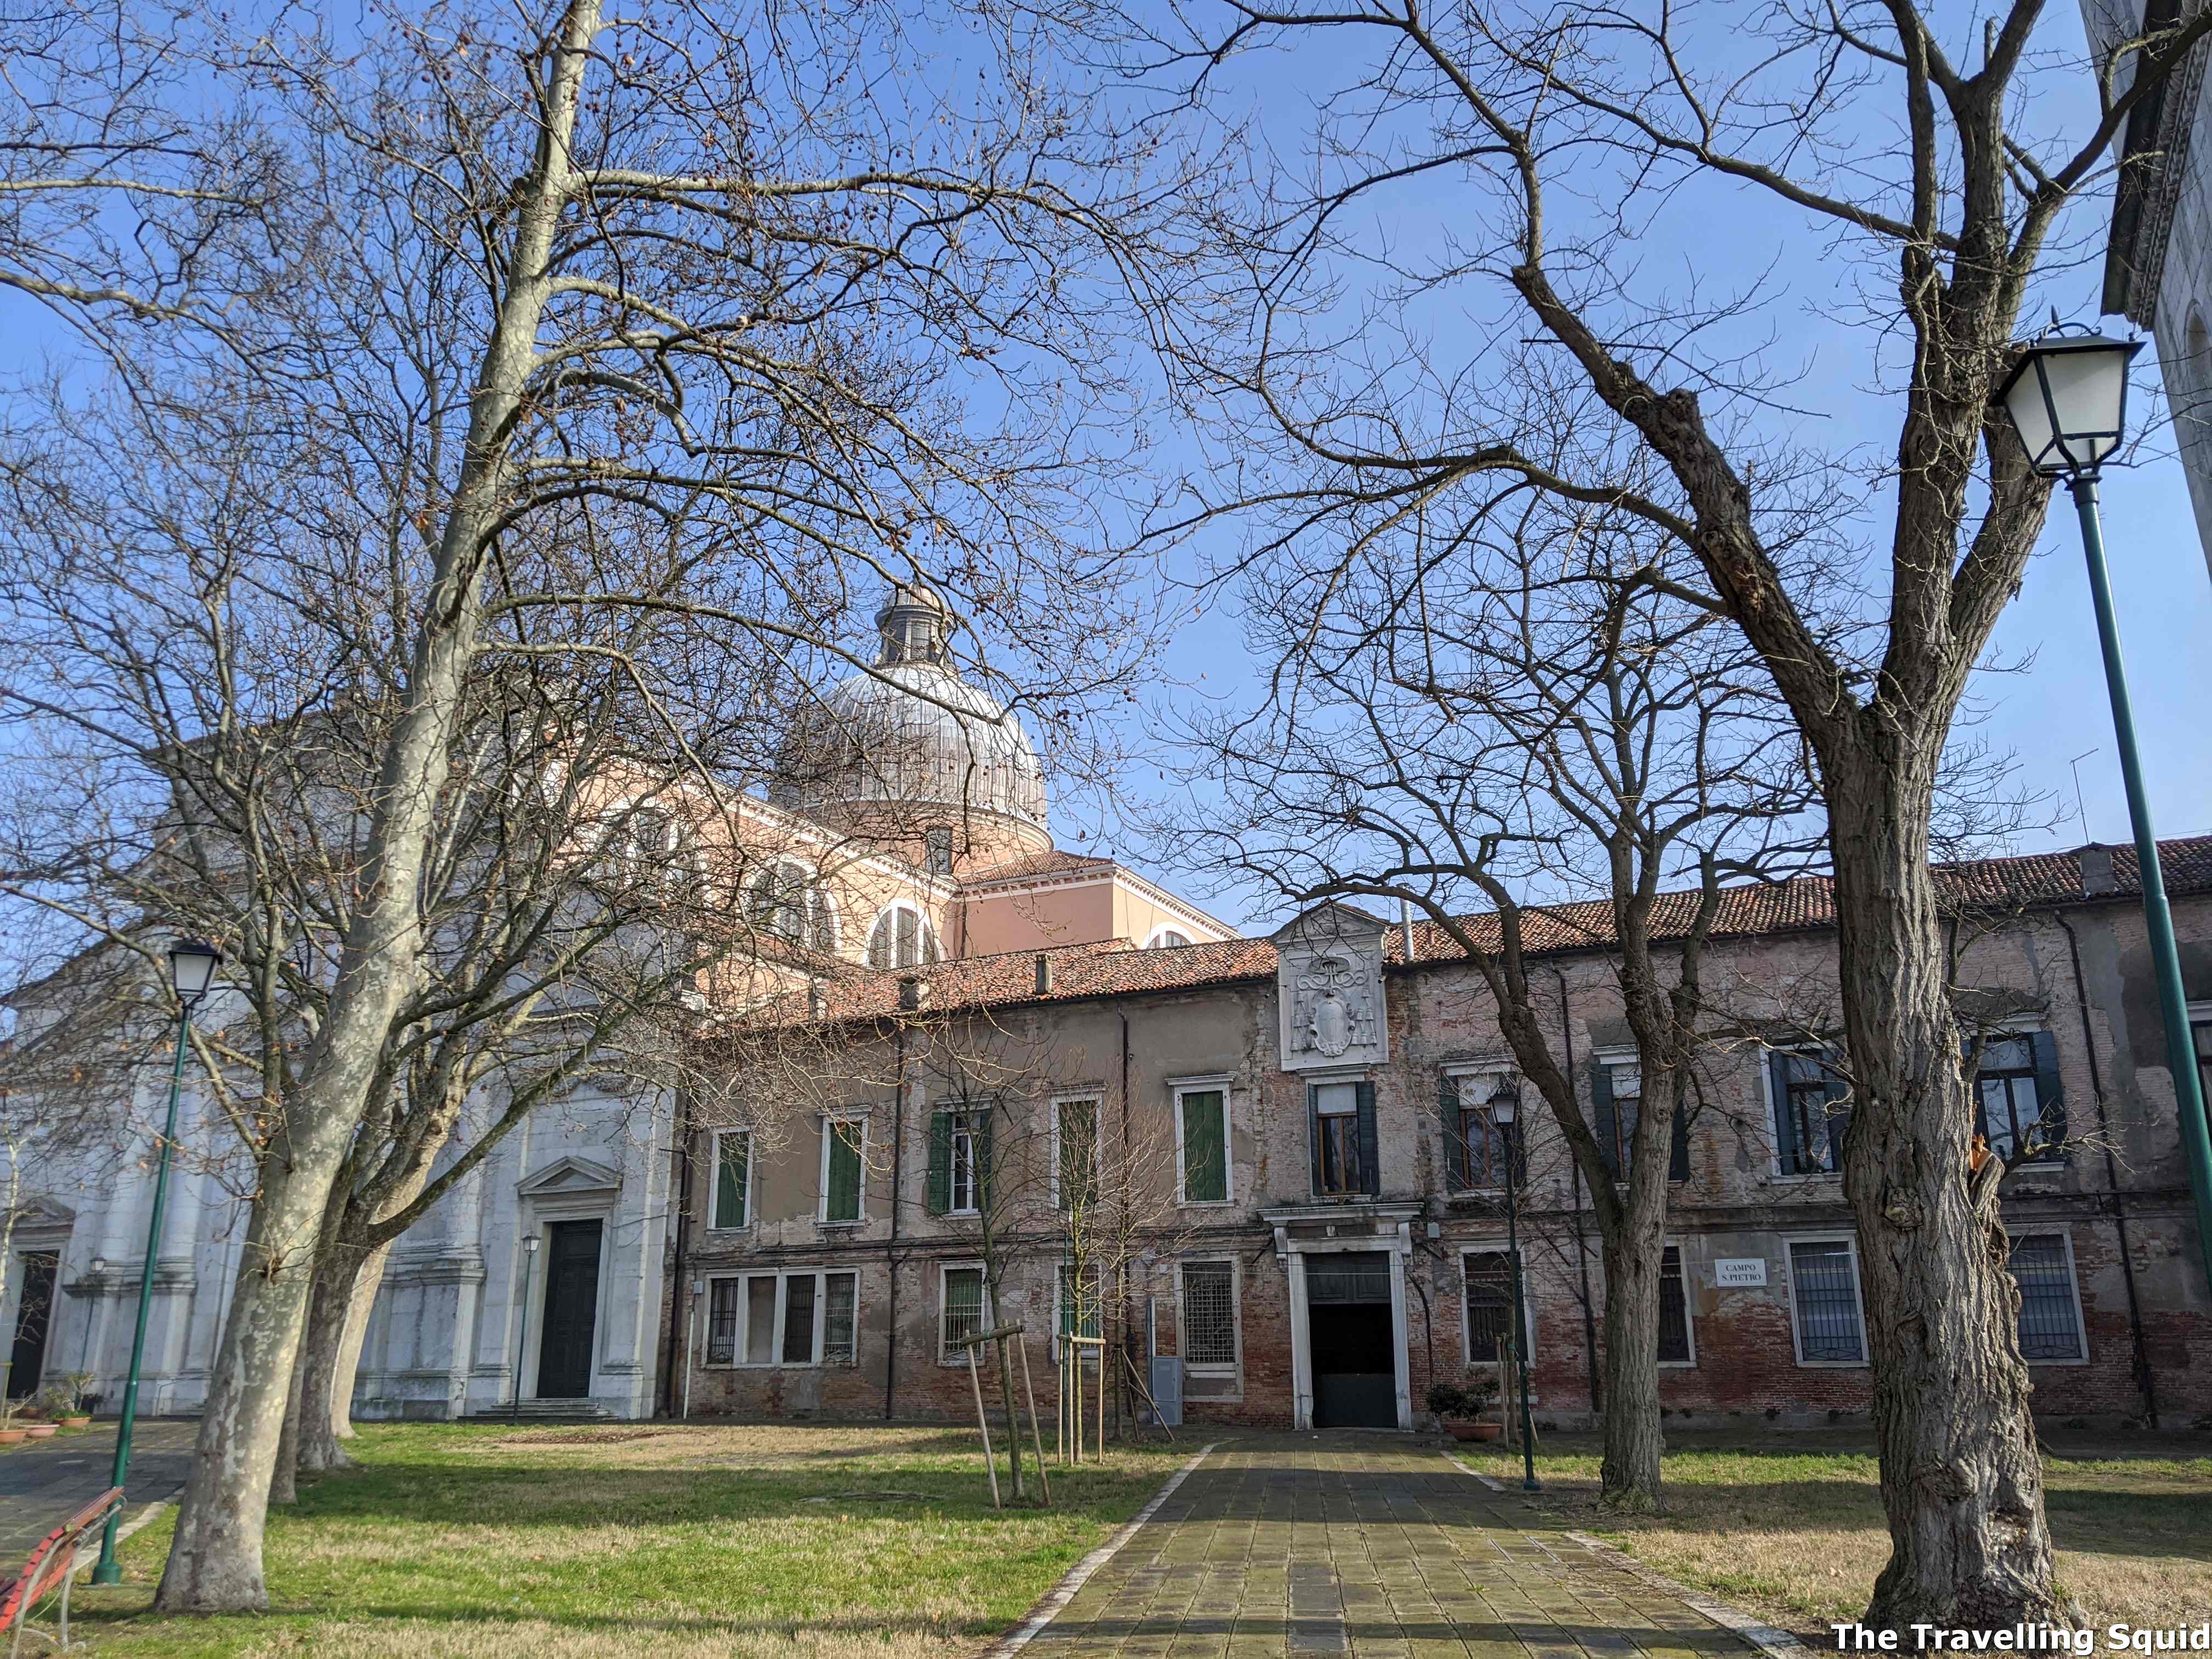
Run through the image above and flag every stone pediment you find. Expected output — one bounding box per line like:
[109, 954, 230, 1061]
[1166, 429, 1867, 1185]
[1271, 902, 1390, 1073]
[4, 1194, 77, 1233]
[516, 1155, 622, 1199]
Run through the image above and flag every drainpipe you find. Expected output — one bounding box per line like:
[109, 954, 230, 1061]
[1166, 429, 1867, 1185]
[2057, 909, 2159, 1426]
[1118, 1010, 1133, 1437]
[660, 1084, 695, 1420]
[1551, 966, 1601, 1415]
[885, 1019, 907, 1421]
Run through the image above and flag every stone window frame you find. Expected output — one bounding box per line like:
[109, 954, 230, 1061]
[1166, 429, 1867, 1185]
[1176, 1255, 1244, 1392]
[1781, 1231, 1870, 1369]
[1441, 1060, 1520, 1198]
[1758, 1046, 1849, 1183]
[701, 1265, 860, 1369]
[1170, 1074, 1237, 1207]
[2005, 1227, 2091, 1368]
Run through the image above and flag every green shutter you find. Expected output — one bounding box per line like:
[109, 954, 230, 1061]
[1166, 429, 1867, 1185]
[1441, 1075, 1469, 1192]
[2030, 1030, 2064, 1153]
[926, 1111, 951, 1215]
[1768, 1051, 1798, 1174]
[1183, 1090, 1226, 1202]
[1590, 1063, 1620, 1178]
[715, 1133, 748, 1228]
[1356, 1081, 1380, 1197]
[827, 1120, 862, 1221]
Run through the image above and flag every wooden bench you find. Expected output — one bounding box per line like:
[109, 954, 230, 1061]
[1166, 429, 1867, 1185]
[0, 1487, 125, 1656]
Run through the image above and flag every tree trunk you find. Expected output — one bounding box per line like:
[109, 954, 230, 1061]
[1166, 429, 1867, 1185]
[1596, 1192, 1666, 1510]
[297, 1237, 391, 1472]
[1829, 761, 2062, 1631]
[152, 1, 600, 1611]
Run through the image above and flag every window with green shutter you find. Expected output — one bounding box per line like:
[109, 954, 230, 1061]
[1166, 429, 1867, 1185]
[711, 1131, 750, 1229]
[1178, 1087, 1228, 1203]
[822, 1117, 864, 1223]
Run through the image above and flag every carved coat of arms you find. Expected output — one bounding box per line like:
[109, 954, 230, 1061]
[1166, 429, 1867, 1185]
[1294, 951, 1371, 1058]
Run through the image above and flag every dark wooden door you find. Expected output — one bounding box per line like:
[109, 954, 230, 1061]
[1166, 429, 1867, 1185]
[536, 1220, 602, 1399]
[1306, 1251, 1397, 1429]
[8, 1251, 59, 1400]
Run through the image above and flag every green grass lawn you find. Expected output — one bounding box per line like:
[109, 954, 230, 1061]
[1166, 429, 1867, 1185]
[64, 1422, 1189, 1659]
[1459, 1430, 2212, 1641]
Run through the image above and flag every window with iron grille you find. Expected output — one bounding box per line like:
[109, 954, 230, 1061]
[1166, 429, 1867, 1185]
[1463, 1249, 1519, 1362]
[706, 1277, 742, 1365]
[2009, 1234, 2085, 1361]
[1787, 1240, 1866, 1363]
[941, 1265, 988, 1361]
[1182, 1260, 1237, 1368]
[1657, 1245, 1692, 1364]
[1977, 1036, 2056, 1162]
[706, 1269, 859, 1367]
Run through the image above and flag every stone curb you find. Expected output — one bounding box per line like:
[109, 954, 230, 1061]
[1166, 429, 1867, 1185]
[981, 1441, 1220, 1659]
[1439, 1448, 1816, 1659]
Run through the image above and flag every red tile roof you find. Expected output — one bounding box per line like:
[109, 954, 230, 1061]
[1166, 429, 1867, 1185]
[758, 837, 2212, 1029]
[962, 849, 1118, 884]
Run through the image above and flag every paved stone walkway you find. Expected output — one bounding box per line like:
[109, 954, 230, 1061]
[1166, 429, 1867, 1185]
[1034, 1437, 1758, 1659]
[0, 1420, 196, 1562]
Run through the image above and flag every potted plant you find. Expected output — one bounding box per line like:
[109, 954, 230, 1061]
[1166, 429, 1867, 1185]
[45, 1380, 93, 1429]
[1427, 1379, 1504, 1442]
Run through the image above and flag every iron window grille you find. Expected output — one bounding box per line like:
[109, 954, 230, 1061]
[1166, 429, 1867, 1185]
[1787, 1240, 1866, 1363]
[1657, 1245, 1692, 1364]
[706, 1269, 859, 1367]
[2009, 1234, 2085, 1361]
[1462, 1249, 1518, 1363]
[940, 1266, 988, 1361]
[1181, 1260, 1238, 1368]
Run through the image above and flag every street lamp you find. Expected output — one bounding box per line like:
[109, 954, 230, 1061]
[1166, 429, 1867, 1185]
[1486, 1078, 1539, 1492]
[93, 938, 222, 1585]
[511, 1234, 541, 1423]
[1996, 324, 2212, 1302]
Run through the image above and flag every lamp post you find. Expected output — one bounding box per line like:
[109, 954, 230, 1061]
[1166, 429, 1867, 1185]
[93, 938, 221, 1585]
[1487, 1079, 1540, 1492]
[511, 1234, 541, 1422]
[1997, 325, 2212, 1302]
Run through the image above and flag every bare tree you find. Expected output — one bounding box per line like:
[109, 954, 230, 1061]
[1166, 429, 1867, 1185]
[0, 0, 1181, 1609]
[1161, 496, 1815, 1506]
[1105, 0, 2205, 1622]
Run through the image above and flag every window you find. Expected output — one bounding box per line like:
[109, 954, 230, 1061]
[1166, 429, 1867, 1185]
[2010, 1234, 2086, 1362]
[924, 825, 954, 876]
[927, 1106, 991, 1216]
[710, 1130, 751, 1230]
[1181, 1260, 1238, 1369]
[1787, 1239, 1867, 1364]
[1176, 1085, 1230, 1204]
[1054, 1097, 1099, 1212]
[820, 1118, 865, 1224]
[1976, 1033, 2062, 1162]
[1309, 1080, 1376, 1198]
[1462, 1248, 1525, 1363]
[748, 860, 835, 951]
[867, 904, 940, 970]
[1657, 1245, 1694, 1364]
[1444, 1073, 1522, 1191]
[1593, 1057, 1690, 1181]
[940, 1265, 989, 1361]
[1146, 928, 1192, 949]
[705, 1269, 860, 1367]
[1770, 1050, 1849, 1176]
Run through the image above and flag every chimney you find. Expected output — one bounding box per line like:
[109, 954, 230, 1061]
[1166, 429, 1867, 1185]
[1400, 896, 1419, 962]
[1034, 952, 1053, 995]
[898, 974, 924, 1012]
[2079, 844, 2120, 898]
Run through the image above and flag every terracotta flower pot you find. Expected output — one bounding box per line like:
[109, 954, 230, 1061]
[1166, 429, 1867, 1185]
[1446, 1420, 1503, 1442]
[23, 1423, 58, 1439]
[0, 1428, 27, 1446]
[57, 1415, 91, 1429]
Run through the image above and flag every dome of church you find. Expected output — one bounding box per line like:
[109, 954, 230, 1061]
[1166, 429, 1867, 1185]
[771, 584, 1049, 832]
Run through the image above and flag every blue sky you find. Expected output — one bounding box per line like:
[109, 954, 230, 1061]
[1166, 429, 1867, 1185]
[4, 0, 2204, 943]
